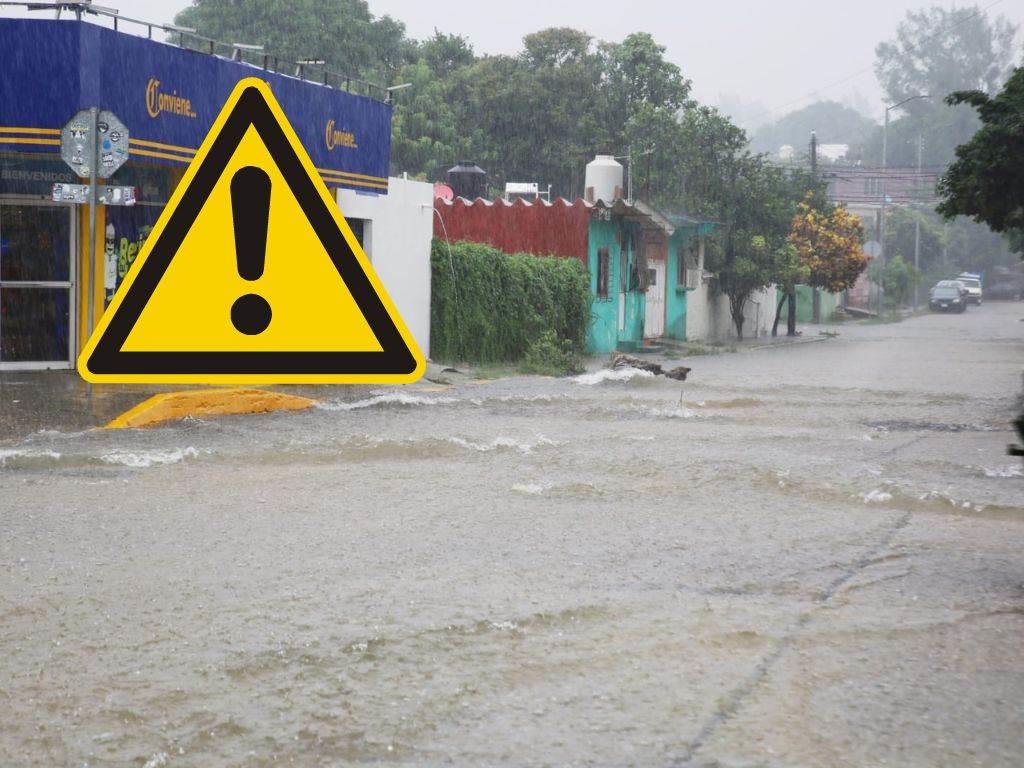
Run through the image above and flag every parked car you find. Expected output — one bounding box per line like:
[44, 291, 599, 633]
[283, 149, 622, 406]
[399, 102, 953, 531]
[934, 279, 969, 299]
[929, 285, 967, 312]
[955, 276, 983, 305]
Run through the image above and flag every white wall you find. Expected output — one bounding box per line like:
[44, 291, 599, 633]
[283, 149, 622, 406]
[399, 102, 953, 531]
[686, 238, 775, 341]
[336, 177, 433, 357]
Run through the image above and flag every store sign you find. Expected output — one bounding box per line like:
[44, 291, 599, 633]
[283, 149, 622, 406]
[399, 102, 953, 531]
[146, 78, 198, 119]
[325, 119, 358, 150]
[1, 19, 393, 193]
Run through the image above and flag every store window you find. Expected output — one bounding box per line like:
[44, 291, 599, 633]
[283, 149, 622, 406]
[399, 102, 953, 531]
[0, 202, 74, 365]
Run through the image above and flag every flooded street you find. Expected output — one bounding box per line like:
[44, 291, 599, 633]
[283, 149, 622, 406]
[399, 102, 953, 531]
[2, 305, 1023, 767]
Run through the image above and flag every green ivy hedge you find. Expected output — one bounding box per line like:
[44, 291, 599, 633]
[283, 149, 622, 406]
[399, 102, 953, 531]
[430, 239, 591, 364]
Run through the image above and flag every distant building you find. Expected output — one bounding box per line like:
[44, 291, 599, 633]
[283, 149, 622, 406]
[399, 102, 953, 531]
[825, 166, 940, 221]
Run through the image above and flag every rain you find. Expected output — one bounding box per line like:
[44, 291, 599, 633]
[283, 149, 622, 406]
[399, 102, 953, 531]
[1, 1, 1023, 766]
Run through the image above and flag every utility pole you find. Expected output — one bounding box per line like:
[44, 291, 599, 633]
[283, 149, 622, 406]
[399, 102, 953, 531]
[86, 107, 99, 348]
[809, 131, 820, 323]
[913, 134, 923, 311]
[645, 150, 652, 201]
[627, 144, 633, 203]
[879, 94, 929, 311]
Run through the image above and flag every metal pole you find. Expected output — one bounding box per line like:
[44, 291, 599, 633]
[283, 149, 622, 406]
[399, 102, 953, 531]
[87, 107, 98, 344]
[913, 134, 922, 311]
[627, 145, 633, 204]
[879, 107, 888, 309]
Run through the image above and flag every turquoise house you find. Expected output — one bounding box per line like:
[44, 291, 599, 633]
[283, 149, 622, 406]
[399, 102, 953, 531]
[662, 214, 717, 341]
[585, 201, 716, 352]
[432, 193, 717, 356]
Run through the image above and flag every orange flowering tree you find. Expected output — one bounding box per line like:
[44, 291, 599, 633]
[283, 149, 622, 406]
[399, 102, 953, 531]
[789, 201, 867, 293]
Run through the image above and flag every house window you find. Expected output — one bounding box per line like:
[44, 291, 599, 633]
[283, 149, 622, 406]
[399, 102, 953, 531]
[676, 247, 687, 287]
[596, 247, 610, 299]
[348, 218, 371, 260]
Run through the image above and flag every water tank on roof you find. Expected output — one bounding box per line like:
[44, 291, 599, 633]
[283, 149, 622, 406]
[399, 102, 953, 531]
[446, 161, 488, 200]
[584, 155, 623, 204]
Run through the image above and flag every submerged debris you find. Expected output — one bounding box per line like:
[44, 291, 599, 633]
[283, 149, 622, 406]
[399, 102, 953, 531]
[609, 352, 691, 381]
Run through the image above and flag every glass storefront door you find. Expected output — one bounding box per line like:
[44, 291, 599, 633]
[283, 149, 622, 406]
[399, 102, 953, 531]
[0, 201, 76, 369]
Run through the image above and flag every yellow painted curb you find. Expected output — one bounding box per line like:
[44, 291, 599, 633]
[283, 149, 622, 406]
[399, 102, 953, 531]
[105, 388, 316, 429]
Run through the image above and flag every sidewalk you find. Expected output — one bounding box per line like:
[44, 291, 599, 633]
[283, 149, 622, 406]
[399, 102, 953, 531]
[0, 368, 451, 442]
[0, 372, 174, 442]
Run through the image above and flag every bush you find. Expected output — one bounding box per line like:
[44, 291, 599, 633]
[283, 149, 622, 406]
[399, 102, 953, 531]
[430, 239, 591, 364]
[519, 330, 584, 376]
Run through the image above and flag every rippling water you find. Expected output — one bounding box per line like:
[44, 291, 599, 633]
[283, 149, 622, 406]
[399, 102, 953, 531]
[2, 306, 1023, 766]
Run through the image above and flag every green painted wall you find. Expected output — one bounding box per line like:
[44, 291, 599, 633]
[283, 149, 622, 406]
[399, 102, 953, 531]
[587, 220, 619, 354]
[776, 285, 842, 322]
[585, 218, 646, 354]
[664, 228, 699, 340]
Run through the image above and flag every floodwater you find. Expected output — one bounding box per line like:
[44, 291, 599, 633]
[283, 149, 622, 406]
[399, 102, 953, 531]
[2, 303, 1023, 767]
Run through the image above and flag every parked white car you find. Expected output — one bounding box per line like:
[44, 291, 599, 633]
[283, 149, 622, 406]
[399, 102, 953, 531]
[958, 272, 983, 305]
[956, 276, 983, 305]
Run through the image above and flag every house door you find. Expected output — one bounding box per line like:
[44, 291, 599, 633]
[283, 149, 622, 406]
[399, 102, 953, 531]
[617, 248, 627, 332]
[0, 201, 76, 369]
[645, 260, 665, 337]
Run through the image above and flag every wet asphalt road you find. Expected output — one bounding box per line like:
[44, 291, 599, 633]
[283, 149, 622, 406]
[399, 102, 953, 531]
[2, 303, 1023, 767]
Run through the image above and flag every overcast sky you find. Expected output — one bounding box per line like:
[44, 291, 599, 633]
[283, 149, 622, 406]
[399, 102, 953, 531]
[4, 0, 1021, 130]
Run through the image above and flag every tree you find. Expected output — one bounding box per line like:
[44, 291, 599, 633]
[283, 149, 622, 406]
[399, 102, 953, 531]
[751, 101, 877, 158]
[600, 32, 693, 181]
[418, 30, 475, 78]
[770, 244, 808, 337]
[872, 255, 920, 307]
[937, 67, 1024, 253]
[867, 5, 1018, 167]
[174, 0, 406, 86]
[389, 60, 468, 180]
[773, 200, 866, 335]
[600, 32, 692, 118]
[706, 156, 809, 339]
[790, 201, 867, 292]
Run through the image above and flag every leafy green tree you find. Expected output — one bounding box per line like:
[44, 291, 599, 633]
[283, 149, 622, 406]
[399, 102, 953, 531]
[389, 60, 468, 180]
[866, 5, 1018, 167]
[174, 0, 406, 86]
[937, 67, 1024, 253]
[883, 206, 944, 273]
[706, 157, 814, 339]
[751, 101, 877, 157]
[875, 255, 920, 307]
[418, 30, 475, 78]
[600, 32, 692, 117]
[601, 32, 693, 187]
[446, 29, 609, 198]
[663, 106, 748, 217]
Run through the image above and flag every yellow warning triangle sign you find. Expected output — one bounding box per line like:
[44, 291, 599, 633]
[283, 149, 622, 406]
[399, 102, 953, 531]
[78, 78, 424, 384]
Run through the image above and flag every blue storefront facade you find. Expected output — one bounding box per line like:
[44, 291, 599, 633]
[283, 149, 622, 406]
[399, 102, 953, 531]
[0, 17, 393, 368]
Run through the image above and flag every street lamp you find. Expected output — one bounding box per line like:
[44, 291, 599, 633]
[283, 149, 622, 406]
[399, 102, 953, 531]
[385, 82, 412, 104]
[879, 94, 929, 308]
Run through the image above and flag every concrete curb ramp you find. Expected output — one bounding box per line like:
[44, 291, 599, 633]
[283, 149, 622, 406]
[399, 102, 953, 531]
[105, 388, 316, 429]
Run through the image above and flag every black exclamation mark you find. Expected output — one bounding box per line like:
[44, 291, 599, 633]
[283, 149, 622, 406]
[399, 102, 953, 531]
[230, 166, 272, 335]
